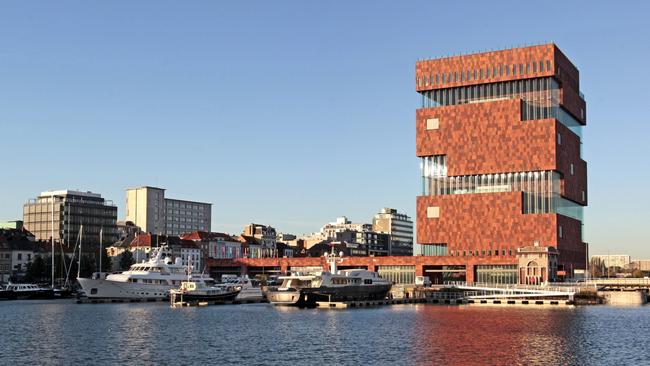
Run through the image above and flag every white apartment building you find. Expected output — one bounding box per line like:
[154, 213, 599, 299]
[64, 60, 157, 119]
[372, 208, 414, 247]
[320, 217, 371, 240]
[125, 186, 211, 236]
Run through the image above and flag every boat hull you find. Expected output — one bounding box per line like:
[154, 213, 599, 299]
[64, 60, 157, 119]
[13, 289, 55, 300]
[0, 290, 16, 300]
[175, 290, 240, 302]
[266, 289, 307, 306]
[77, 278, 173, 300]
[304, 283, 392, 305]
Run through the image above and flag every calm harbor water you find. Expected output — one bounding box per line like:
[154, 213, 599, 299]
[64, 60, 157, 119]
[1, 300, 649, 365]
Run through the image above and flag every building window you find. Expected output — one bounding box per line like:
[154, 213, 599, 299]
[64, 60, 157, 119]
[570, 164, 575, 175]
[557, 133, 562, 145]
[426, 118, 440, 130]
[420, 243, 447, 256]
[559, 225, 564, 238]
[427, 206, 440, 219]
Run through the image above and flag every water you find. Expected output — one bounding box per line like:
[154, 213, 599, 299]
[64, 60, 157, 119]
[1, 301, 649, 365]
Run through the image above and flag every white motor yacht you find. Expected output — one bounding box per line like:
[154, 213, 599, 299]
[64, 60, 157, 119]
[78, 246, 211, 300]
[267, 250, 392, 306]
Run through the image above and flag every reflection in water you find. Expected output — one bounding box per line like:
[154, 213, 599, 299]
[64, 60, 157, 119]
[0, 301, 648, 365]
[411, 306, 581, 365]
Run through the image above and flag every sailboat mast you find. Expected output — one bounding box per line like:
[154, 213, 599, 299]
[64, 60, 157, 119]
[51, 194, 55, 289]
[78, 224, 83, 279]
[99, 226, 103, 274]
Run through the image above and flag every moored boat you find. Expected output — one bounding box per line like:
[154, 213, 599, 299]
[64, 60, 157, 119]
[170, 281, 240, 304]
[216, 275, 264, 301]
[267, 249, 391, 307]
[5, 283, 55, 300]
[77, 246, 212, 300]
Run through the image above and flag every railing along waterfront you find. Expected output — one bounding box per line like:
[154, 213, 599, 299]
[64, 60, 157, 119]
[444, 281, 578, 294]
[583, 278, 650, 287]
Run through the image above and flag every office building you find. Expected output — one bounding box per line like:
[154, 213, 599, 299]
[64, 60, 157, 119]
[125, 186, 211, 236]
[23, 190, 118, 244]
[372, 208, 414, 255]
[416, 43, 587, 281]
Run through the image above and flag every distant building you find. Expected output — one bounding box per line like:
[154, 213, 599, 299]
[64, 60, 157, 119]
[334, 230, 390, 256]
[320, 217, 371, 240]
[238, 236, 263, 258]
[124, 233, 203, 272]
[591, 255, 631, 269]
[517, 245, 559, 285]
[277, 233, 296, 242]
[275, 242, 294, 258]
[372, 208, 414, 256]
[181, 231, 242, 259]
[0, 229, 42, 282]
[23, 190, 118, 245]
[630, 260, 650, 272]
[0, 220, 23, 230]
[125, 186, 212, 236]
[307, 241, 367, 257]
[242, 223, 277, 256]
[116, 220, 142, 240]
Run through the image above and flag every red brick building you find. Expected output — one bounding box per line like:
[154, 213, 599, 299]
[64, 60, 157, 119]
[415, 43, 587, 282]
[204, 44, 587, 285]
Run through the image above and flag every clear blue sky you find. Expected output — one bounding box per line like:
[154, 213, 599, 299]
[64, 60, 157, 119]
[1, 1, 648, 257]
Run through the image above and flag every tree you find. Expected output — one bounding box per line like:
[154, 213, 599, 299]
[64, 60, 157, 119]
[100, 249, 112, 272]
[589, 257, 605, 278]
[119, 250, 134, 271]
[26, 255, 46, 282]
[79, 254, 96, 278]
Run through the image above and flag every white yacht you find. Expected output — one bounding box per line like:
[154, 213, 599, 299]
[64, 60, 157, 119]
[217, 275, 264, 301]
[78, 246, 211, 300]
[267, 250, 392, 306]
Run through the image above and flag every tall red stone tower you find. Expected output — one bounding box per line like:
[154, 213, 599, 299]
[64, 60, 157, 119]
[415, 44, 587, 282]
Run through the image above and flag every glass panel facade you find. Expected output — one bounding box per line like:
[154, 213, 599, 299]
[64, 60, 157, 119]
[419, 243, 448, 256]
[377, 265, 415, 284]
[420, 167, 583, 222]
[420, 77, 582, 139]
[475, 265, 518, 284]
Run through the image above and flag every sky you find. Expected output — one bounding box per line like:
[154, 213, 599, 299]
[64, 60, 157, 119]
[0, 1, 648, 257]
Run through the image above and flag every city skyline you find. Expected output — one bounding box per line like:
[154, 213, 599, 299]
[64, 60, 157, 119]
[1, 1, 649, 257]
